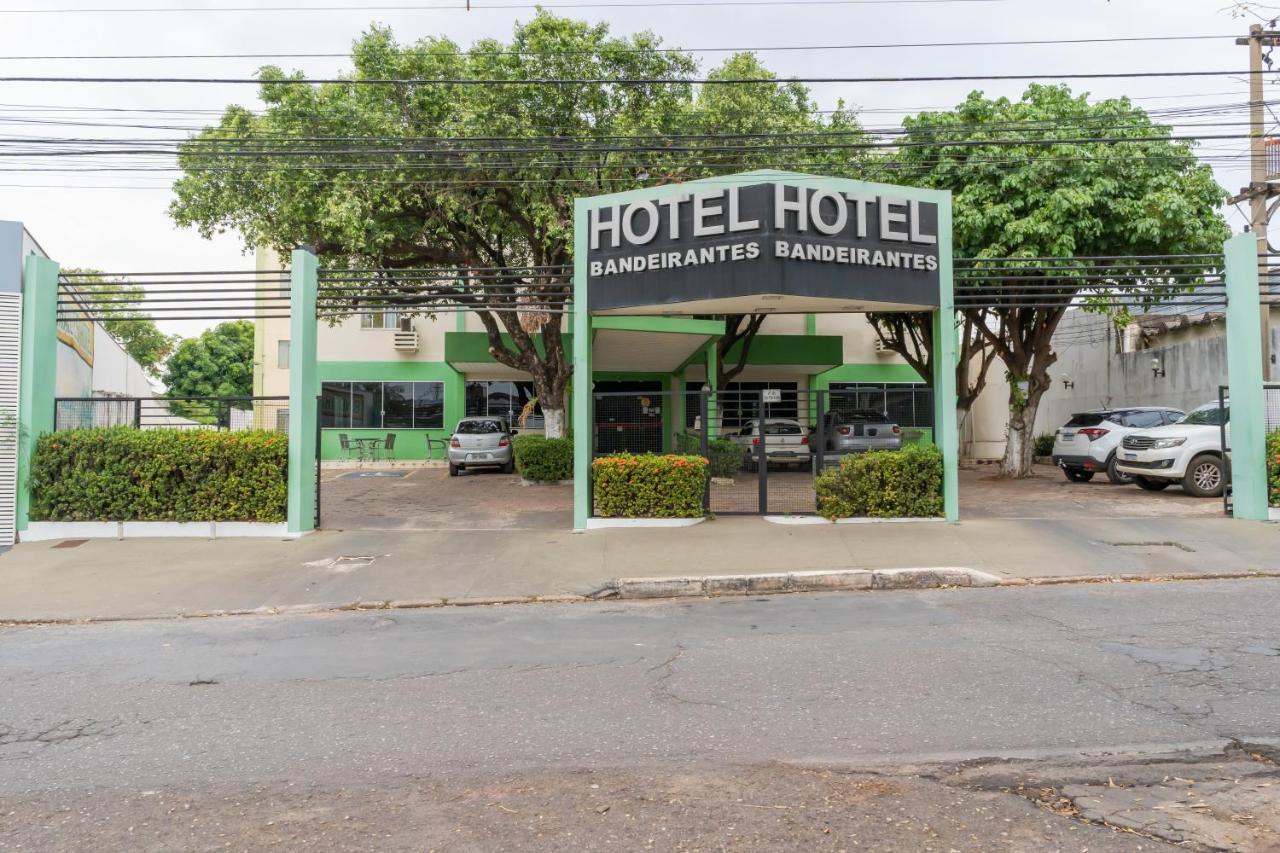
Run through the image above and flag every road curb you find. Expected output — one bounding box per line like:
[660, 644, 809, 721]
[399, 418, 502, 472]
[3, 570, 1280, 627]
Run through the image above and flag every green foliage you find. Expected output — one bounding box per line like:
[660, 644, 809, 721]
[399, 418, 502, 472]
[64, 268, 177, 376]
[30, 428, 287, 522]
[512, 435, 574, 482]
[1268, 429, 1280, 508]
[675, 432, 743, 478]
[163, 321, 255, 421]
[592, 454, 708, 518]
[167, 13, 869, 427]
[815, 445, 944, 520]
[1033, 433, 1056, 457]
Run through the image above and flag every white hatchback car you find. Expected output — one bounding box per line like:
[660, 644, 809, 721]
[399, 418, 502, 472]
[1115, 401, 1229, 497]
[730, 418, 812, 470]
[1051, 407, 1185, 484]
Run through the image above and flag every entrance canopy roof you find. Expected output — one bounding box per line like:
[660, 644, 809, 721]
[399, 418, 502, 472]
[591, 316, 720, 374]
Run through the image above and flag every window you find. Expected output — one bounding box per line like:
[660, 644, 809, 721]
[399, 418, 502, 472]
[683, 381, 798, 429]
[465, 380, 540, 428]
[1123, 410, 1165, 429]
[360, 310, 399, 330]
[457, 419, 504, 434]
[276, 339, 290, 369]
[829, 382, 933, 429]
[320, 380, 444, 429]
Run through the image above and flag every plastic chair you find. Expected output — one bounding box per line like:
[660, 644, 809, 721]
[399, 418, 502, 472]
[380, 432, 397, 463]
[338, 433, 356, 462]
[425, 436, 449, 461]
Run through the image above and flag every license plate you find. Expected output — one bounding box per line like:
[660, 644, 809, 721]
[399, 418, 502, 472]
[471, 453, 491, 460]
[1123, 452, 1137, 461]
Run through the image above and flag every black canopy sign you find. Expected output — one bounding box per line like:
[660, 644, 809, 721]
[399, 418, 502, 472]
[584, 181, 941, 314]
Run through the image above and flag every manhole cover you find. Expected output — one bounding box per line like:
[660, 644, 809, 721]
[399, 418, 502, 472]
[341, 471, 409, 480]
[52, 539, 88, 549]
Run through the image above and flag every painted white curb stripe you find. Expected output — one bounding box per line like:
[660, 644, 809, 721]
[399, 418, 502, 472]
[22, 521, 301, 541]
[586, 517, 706, 529]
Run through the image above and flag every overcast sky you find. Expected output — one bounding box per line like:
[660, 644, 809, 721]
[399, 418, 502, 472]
[0, 0, 1267, 335]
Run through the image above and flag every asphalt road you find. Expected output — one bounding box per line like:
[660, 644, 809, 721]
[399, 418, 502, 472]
[3, 580, 1279, 850]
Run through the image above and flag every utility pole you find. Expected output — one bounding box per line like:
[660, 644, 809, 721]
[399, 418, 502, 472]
[1232, 24, 1280, 379]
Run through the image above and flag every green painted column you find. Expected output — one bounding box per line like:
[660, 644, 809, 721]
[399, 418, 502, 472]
[15, 255, 59, 532]
[1224, 232, 1268, 520]
[932, 198, 960, 522]
[287, 249, 319, 533]
[572, 198, 593, 529]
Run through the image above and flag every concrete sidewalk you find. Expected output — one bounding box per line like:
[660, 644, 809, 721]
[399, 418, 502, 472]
[2, 515, 1278, 622]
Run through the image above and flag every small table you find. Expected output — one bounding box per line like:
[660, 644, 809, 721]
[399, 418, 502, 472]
[349, 436, 383, 463]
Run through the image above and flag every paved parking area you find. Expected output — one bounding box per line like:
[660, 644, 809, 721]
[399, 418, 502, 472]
[318, 461, 1223, 530]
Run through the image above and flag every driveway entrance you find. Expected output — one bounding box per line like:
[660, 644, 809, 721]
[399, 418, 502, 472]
[319, 467, 572, 531]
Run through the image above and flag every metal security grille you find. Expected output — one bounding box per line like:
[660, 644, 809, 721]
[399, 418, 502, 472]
[0, 293, 19, 547]
[53, 396, 289, 432]
[590, 388, 932, 517]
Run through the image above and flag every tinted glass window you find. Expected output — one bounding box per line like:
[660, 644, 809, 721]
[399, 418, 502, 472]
[1124, 411, 1165, 428]
[383, 382, 413, 428]
[320, 382, 351, 428]
[1181, 406, 1227, 426]
[456, 419, 503, 434]
[1065, 413, 1107, 427]
[413, 382, 444, 429]
[764, 423, 802, 435]
[350, 382, 382, 428]
[1163, 410, 1186, 424]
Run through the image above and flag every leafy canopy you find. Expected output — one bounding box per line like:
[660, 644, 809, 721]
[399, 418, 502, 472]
[163, 320, 255, 410]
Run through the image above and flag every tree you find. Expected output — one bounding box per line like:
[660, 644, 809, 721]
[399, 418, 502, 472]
[883, 84, 1229, 476]
[169, 14, 868, 436]
[163, 321, 255, 420]
[64, 268, 176, 377]
[867, 310, 997, 418]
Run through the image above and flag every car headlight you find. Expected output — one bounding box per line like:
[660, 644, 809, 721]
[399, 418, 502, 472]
[1151, 437, 1186, 449]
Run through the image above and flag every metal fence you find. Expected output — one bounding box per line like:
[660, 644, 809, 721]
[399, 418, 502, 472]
[53, 396, 290, 432]
[1219, 384, 1280, 514]
[590, 388, 933, 516]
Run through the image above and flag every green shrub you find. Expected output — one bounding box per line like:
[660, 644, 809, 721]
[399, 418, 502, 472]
[675, 432, 743, 478]
[512, 435, 573, 482]
[815, 444, 944, 520]
[592, 453, 708, 518]
[1032, 433, 1056, 457]
[30, 427, 287, 522]
[1268, 429, 1280, 508]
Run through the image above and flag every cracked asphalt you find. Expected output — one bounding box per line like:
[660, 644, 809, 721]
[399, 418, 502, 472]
[2, 580, 1279, 850]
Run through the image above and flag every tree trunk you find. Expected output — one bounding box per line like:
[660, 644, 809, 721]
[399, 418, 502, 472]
[541, 407, 566, 439]
[529, 370, 569, 439]
[998, 364, 1052, 478]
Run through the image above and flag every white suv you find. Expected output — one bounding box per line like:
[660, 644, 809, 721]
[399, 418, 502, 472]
[1114, 401, 1228, 497]
[1051, 407, 1185, 484]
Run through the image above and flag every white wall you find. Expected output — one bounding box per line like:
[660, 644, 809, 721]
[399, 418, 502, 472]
[91, 324, 155, 398]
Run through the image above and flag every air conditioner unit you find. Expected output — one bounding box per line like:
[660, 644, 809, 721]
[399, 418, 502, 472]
[873, 338, 892, 357]
[393, 318, 418, 352]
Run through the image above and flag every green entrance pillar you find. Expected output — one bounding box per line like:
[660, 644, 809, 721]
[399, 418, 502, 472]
[573, 199, 593, 530]
[932, 200, 960, 522]
[16, 255, 59, 533]
[1223, 232, 1268, 520]
[287, 249, 319, 533]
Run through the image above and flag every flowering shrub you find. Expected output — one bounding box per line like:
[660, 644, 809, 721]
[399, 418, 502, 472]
[592, 453, 708, 518]
[1268, 429, 1280, 508]
[30, 427, 288, 522]
[815, 444, 944, 520]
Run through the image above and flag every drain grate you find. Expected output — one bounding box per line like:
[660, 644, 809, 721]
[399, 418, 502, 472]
[1109, 540, 1195, 553]
[52, 539, 88, 549]
[341, 471, 410, 480]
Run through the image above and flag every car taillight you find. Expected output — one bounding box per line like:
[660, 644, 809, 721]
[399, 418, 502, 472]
[751, 437, 760, 445]
[800, 436, 808, 444]
[892, 425, 901, 434]
[450, 438, 461, 448]
[498, 437, 509, 447]
[1078, 428, 1109, 441]
[837, 426, 851, 435]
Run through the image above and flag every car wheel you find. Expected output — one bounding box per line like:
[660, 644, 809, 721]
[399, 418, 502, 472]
[1182, 454, 1224, 498]
[502, 459, 515, 474]
[1105, 454, 1134, 485]
[448, 463, 460, 477]
[1133, 476, 1171, 491]
[1063, 467, 1094, 483]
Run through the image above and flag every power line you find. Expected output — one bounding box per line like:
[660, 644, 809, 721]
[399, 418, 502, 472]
[0, 33, 1240, 61]
[0, 69, 1270, 85]
[1, 0, 1012, 12]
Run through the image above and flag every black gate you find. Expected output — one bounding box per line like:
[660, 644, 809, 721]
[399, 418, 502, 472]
[590, 387, 932, 516]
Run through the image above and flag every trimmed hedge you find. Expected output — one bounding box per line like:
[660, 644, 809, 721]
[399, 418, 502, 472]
[592, 453, 708, 518]
[1268, 429, 1280, 508]
[815, 444, 944, 520]
[675, 432, 743, 479]
[30, 427, 287, 522]
[1033, 433, 1055, 457]
[513, 435, 573, 482]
